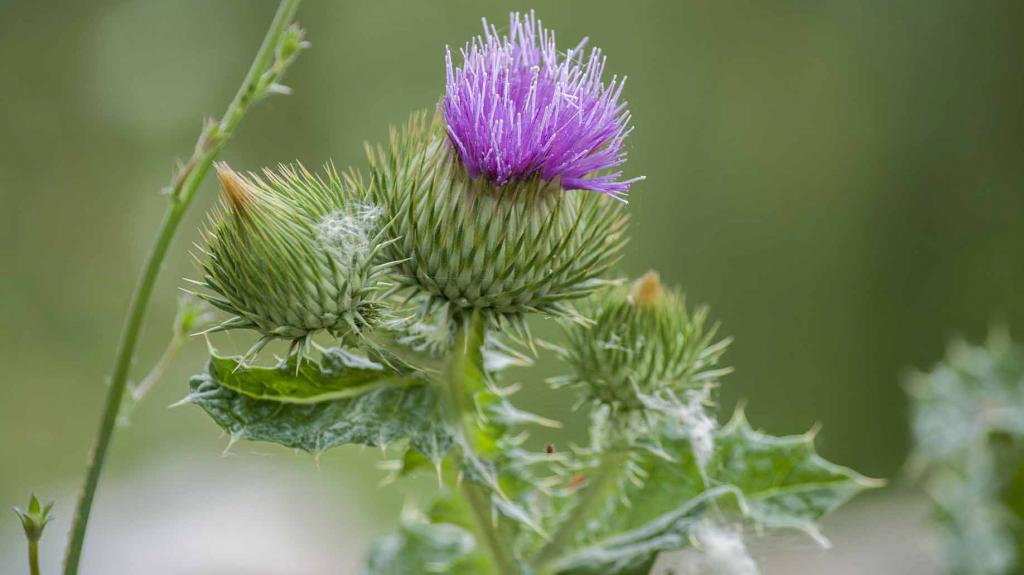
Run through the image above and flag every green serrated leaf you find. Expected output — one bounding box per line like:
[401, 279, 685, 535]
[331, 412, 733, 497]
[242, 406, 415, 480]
[551, 488, 735, 575]
[209, 347, 407, 404]
[188, 349, 452, 460]
[710, 410, 880, 540]
[543, 410, 877, 574]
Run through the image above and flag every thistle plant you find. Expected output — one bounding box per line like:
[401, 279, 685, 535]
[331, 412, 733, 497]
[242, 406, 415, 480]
[908, 331, 1024, 574]
[178, 11, 876, 575]
[28, 6, 878, 575]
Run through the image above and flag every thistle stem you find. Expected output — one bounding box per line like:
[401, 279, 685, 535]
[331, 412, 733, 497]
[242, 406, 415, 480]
[532, 449, 628, 572]
[28, 539, 40, 575]
[460, 479, 517, 575]
[61, 2, 302, 573]
[446, 314, 519, 575]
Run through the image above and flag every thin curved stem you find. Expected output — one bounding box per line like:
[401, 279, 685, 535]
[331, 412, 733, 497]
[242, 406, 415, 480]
[62, 2, 303, 572]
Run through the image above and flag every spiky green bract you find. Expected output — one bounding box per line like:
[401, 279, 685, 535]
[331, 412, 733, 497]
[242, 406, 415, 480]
[367, 112, 628, 331]
[908, 332, 1024, 575]
[196, 163, 394, 358]
[556, 272, 731, 413]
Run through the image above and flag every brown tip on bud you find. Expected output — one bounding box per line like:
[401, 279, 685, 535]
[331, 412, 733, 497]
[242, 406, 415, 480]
[631, 271, 664, 308]
[216, 162, 255, 212]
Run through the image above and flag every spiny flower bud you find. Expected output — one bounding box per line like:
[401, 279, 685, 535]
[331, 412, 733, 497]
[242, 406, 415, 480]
[369, 112, 627, 325]
[557, 272, 732, 411]
[194, 163, 391, 357]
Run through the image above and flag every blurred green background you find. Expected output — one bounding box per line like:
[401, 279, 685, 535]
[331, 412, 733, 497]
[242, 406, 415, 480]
[2, 0, 1022, 572]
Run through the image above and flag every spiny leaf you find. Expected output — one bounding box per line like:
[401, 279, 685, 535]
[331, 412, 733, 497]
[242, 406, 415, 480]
[543, 410, 878, 574]
[188, 349, 452, 461]
[209, 347, 408, 404]
[550, 488, 736, 575]
[709, 410, 882, 542]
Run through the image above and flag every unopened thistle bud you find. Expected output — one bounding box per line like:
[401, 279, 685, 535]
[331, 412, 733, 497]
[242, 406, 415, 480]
[368, 12, 636, 323]
[194, 163, 391, 357]
[558, 272, 732, 410]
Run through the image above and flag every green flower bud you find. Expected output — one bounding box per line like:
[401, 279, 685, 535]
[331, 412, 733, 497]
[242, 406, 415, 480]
[13, 494, 54, 543]
[366, 112, 628, 325]
[557, 272, 732, 411]
[195, 163, 390, 356]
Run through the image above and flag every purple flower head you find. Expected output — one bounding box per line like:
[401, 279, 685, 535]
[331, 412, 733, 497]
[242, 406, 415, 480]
[442, 12, 642, 198]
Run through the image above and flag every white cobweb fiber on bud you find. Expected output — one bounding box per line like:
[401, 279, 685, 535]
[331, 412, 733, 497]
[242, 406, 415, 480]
[315, 203, 382, 261]
[637, 382, 717, 472]
[692, 522, 760, 575]
[681, 386, 717, 470]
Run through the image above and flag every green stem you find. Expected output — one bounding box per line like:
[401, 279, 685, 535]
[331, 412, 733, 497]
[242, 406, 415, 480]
[28, 539, 39, 575]
[532, 450, 628, 572]
[62, 2, 302, 573]
[460, 479, 517, 575]
[446, 314, 518, 575]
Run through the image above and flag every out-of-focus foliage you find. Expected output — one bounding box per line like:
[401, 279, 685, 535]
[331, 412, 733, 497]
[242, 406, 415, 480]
[908, 332, 1024, 574]
[365, 513, 484, 575]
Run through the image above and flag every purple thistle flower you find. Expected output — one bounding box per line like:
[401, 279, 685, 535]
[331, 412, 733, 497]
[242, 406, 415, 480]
[442, 11, 642, 198]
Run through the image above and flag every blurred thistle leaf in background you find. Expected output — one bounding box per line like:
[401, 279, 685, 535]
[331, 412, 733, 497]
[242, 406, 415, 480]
[907, 329, 1024, 575]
